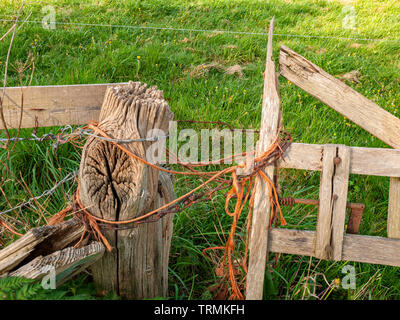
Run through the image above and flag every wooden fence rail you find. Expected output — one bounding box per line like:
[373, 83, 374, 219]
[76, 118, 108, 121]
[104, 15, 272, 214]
[0, 83, 125, 129]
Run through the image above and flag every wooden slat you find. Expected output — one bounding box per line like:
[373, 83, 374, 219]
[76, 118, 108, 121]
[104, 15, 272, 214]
[279, 143, 323, 171]
[279, 45, 400, 148]
[0, 219, 84, 274]
[268, 228, 400, 267]
[341, 233, 400, 266]
[268, 229, 313, 256]
[279, 142, 400, 178]
[350, 147, 400, 177]
[331, 145, 351, 260]
[0, 83, 127, 129]
[246, 17, 280, 300]
[314, 145, 336, 259]
[388, 177, 400, 238]
[8, 242, 104, 287]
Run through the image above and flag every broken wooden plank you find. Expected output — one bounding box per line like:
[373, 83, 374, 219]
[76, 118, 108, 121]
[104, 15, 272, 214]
[331, 145, 351, 261]
[0, 83, 127, 130]
[7, 241, 104, 287]
[388, 177, 400, 239]
[268, 228, 400, 267]
[279, 142, 400, 178]
[279, 45, 400, 148]
[0, 218, 84, 274]
[314, 145, 336, 260]
[246, 17, 280, 300]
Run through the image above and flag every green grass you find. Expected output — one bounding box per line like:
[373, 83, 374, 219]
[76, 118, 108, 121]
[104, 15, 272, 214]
[0, 0, 400, 300]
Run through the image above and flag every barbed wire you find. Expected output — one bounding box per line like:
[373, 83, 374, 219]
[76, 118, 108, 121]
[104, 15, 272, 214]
[0, 169, 78, 217]
[0, 124, 170, 219]
[0, 125, 169, 152]
[0, 18, 399, 43]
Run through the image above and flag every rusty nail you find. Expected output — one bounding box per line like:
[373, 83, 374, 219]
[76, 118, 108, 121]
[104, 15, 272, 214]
[145, 266, 152, 275]
[332, 194, 338, 201]
[334, 157, 341, 165]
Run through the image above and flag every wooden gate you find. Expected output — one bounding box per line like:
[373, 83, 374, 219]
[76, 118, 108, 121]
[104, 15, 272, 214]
[246, 19, 400, 300]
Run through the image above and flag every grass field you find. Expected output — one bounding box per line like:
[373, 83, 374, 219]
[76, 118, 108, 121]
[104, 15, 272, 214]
[0, 0, 399, 300]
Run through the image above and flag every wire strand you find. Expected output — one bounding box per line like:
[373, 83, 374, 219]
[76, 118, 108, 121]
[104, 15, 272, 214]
[0, 18, 399, 43]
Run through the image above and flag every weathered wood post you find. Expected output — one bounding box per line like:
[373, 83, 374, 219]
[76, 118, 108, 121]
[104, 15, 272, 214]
[78, 81, 175, 299]
[246, 17, 281, 300]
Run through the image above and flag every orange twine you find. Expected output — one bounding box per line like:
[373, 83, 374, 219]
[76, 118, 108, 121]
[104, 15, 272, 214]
[0, 218, 23, 236]
[49, 122, 288, 300]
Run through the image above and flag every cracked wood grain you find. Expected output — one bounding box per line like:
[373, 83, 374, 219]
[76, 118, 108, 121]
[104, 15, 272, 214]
[78, 81, 175, 299]
[246, 17, 280, 300]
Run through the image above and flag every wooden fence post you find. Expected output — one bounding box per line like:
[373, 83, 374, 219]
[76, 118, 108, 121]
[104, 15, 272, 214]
[78, 82, 175, 299]
[246, 17, 281, 300]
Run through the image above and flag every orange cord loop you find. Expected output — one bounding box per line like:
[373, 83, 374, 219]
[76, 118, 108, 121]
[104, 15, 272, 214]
[45, 122, 291, 300]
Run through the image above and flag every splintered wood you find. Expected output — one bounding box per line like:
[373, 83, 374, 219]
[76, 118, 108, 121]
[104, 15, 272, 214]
[246, 17, 280, 301]
[0, 219, 104, 285]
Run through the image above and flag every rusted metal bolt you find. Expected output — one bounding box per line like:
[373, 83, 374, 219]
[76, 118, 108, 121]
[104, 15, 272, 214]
[333, 157, 341, 165]
[332, 194, 338, 201]
[145, 266, 152, 275]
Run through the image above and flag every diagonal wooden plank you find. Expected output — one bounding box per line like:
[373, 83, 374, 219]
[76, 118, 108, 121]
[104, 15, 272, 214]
[246, 17, 281, 300]
[279, 45, 400, 149]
